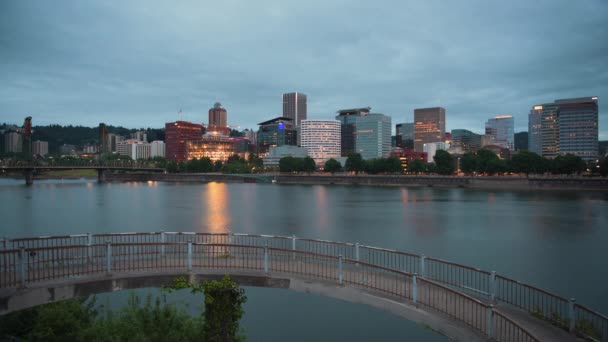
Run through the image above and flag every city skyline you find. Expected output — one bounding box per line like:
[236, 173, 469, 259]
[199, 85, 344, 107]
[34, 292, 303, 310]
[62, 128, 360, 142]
[1, 1, 606, 138]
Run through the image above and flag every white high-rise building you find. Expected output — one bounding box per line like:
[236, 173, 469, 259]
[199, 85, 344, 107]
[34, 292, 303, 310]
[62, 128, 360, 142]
[116, 139, 140, 157]
[4, 132, 22, 153]
[131, 142, 151, 160]
[423, 142, 450, 163]
[150, 141, 165, 158]
[300, 119, 341, 164]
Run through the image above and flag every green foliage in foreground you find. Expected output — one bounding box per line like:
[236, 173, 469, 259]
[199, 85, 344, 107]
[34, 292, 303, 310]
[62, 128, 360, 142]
[0, 276, 247, 342]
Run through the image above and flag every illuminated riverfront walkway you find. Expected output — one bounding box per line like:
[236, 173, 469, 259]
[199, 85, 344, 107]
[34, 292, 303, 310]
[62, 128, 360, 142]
[1, 232, 606, 341]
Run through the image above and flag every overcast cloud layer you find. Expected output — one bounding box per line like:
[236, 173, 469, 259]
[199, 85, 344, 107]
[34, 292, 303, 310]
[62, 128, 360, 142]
[1, 0, 607, 138]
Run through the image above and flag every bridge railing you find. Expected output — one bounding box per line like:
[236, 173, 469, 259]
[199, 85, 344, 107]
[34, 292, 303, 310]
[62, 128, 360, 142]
[0, 241, 539, 341]
[2, 232, 606, 341]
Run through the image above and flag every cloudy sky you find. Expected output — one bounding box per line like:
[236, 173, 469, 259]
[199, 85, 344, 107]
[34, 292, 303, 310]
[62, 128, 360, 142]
[1, 0, 607, 138]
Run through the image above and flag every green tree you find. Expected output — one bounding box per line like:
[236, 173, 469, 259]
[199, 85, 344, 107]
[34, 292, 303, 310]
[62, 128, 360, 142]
[385, 157, 403, 174]
[302, 156, 316, 173]
[553, 154, 586, 175]
[213, 160, 223, 172]
[600, 157, 608, 177]
[279, 156, 297, 172]
[345, 153, 365, 174]
[408, 158, 426, 174]
[460, 152, 477, 175]
[475, 149, 501, 174]
[511, 150, 543, 176]
[164, 275, 247, 342]
[247, 153, 264, 171]
[324, 158, 342, 173]
[433, 150, 454, 175]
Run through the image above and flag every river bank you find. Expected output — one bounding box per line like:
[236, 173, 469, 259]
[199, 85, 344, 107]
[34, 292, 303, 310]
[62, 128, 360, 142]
[101, 172, 608, 191]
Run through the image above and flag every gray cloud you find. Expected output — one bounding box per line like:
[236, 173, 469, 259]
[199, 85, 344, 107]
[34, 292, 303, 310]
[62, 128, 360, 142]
[1, 0, 607, 138]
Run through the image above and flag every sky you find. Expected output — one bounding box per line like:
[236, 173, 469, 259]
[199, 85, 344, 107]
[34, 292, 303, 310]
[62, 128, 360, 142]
[1, 0, 607, 138]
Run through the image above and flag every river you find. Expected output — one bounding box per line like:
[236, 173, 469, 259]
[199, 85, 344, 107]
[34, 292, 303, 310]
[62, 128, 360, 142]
[1, 178, 607, 341]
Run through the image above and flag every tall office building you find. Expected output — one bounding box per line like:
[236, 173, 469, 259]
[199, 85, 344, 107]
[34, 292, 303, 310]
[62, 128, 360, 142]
[165, 121, 203, 161]
[130, 131, 147, 142]
[528, 105, 543, 155]
[282, 92, 307, 128]
[300, 120, 341, 164]
[414, 107, 446, 152]
[355, 113, 391, 159]
[396, 123, 414, 149]
[335, 107, 371, 156]
[451, 129, 482, 153]
[257, 117, 297, 154]
[555, 97, 598, 161]
[485, 115, 515, 150]
[151, 141, 165, 158]
[208, 102, 230, 135]
[541, 103, 561, 159]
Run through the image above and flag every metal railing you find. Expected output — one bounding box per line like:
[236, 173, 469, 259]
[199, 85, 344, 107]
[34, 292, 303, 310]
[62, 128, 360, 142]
[0, 240, 538, 341]
[1, 231, 605, 341]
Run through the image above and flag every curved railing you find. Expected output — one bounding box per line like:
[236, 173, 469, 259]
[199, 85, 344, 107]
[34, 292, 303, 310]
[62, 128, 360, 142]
[1, 232, 605, 341]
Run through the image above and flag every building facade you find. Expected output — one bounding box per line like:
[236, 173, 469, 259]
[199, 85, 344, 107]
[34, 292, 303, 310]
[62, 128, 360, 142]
[165, 121, 203, 162]
[130, 142, 151, 160]
[150, 140, 165, 158]
[262, 145, 309, 167]
[257, 117, 297, 154]
[554, 97, 598, 161]
[4, 132, 22, 153]
[414, 107, 446, 153]
[450, 129, 482, 153]
[130, 131, 147, 142]
[335, 107, 371, 156]
[282, 92, 307, 128]
[485, 115, 514, 150]
[186, 135, 237, 162]
[208, 102, 230, 136]
[528, 105, 543, 155]
[32, 140, 49, 157]
[355, 113, 391, 160]
[396, 123, 414, 149]
[300, 119, 341, 164]
[116, 139, 140, 157]
[541, 103, 560, 159]
[423, 142, 450, 163]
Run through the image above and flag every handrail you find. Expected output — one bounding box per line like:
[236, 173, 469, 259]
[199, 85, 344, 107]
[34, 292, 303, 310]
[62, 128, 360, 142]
[1, 232, 605, 341]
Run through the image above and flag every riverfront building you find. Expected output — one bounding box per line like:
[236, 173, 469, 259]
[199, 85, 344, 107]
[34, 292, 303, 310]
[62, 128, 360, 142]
[485, 115, 514, 150]
[423, 142, 450, 163]
[335, 107, 371, 156]
[300, 119, 341, 164]
[165, 121, 203, 162]
[528, 105, 543, 155]
[257, 117, 297, 154]
[4, 132, 22, 153]
[186, 134, 238, 162]
[554, 97, 599, 161]
[355, 113, 391, 160]
[262, 145, 309, 167]
[414, 107, 445, 153]
[150, 140, 165, 158]
[450, 129, 482, 153]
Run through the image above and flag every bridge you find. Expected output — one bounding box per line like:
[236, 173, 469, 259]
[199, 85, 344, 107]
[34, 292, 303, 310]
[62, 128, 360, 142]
[1, 232, 606, 341]
[0, 160, 165, 185]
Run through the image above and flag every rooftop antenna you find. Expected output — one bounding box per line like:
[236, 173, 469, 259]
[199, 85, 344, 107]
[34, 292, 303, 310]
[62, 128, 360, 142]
[177, 107, 182, 121]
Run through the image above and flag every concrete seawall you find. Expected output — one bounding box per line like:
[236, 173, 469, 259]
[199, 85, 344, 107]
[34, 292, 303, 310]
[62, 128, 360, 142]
[103, 173, 608, 191]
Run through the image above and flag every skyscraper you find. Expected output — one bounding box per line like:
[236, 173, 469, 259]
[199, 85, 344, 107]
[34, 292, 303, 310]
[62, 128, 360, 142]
[300, 119, 341, 164]
[355, 113, 391, 159]
[541, 103, 560, 159]
[395, 123, 414, 149]
[414, 107, 445, 152]
[554, 97, 598, 161]
[451, 129, 482, 152]
[282, 92, 307, 128]
[256, 117, 297, 154]
[208, 102, 229, 136]
[335, 107, 370, 156]
[528, 105, 543, 155]
[485, 115, 514, 150]
[165, 121, 203, 161]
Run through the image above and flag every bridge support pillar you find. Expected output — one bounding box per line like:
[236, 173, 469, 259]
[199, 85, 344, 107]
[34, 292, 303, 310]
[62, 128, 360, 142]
[24, 169, 34, 186]
[97, 169, 106, 183]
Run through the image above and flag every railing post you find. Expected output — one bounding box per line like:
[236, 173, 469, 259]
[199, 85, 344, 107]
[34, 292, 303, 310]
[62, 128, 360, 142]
[227, 230, 233, 244]
[412, 274, 418, 304]
[490, 270, 496, 303]
[19, 246, 26, 287]
[420, 255, 426, 277]
[568, 298, 576, 333]
[355, 243, 360, 262]
[487, 305, 495, 339]
[160, 230, 166, 257]
[338, 255, 343, 284]
[87, 232, 93, 259]
[187, 240, 193, 272]
[105, 240, 112, 275]
[291, 235, 296, 260]
[264, 244, 269, 273]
